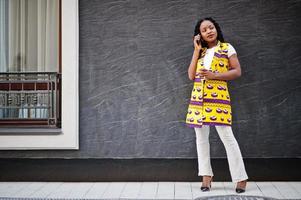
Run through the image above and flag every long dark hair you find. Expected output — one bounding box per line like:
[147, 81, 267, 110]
[194, 17, 225, 48]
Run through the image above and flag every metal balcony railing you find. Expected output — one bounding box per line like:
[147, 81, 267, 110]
[0, 72, 61, 127]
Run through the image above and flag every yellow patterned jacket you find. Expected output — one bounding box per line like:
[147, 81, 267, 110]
[186, 41, 232, 128]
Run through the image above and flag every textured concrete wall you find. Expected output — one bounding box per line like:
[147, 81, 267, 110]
[0, 0, 300, 158]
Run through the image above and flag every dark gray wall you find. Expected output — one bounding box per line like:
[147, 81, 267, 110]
[0, 0, 301, 158]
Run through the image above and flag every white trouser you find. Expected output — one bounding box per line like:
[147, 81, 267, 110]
[195, 125, 248, 183]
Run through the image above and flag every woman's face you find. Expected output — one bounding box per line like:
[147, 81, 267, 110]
[199, 20, 218, 43]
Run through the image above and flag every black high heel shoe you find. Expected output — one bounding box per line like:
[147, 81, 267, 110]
[200, 176, 213, 192]
[235, 180, 247, 193]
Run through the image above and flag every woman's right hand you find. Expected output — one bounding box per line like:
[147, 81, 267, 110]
[188, 35, 202, 80]
[193, 34, 202, 51]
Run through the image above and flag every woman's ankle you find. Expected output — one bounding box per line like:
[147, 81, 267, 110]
[202, 176, 212, 184]
[236, 180, 247, 187]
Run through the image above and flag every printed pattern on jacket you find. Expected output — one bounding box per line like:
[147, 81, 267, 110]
[186, 42, 232, 128]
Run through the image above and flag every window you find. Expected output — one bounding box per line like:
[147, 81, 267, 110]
[0, 0, 79, 149]
[0, 0, 61, 127]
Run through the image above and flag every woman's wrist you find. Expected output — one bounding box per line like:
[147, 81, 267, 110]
[193, 48, 201, 54]
[213, 72, 219, 79]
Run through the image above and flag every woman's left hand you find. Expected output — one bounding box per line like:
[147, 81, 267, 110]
[200, 70, 217, 80]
